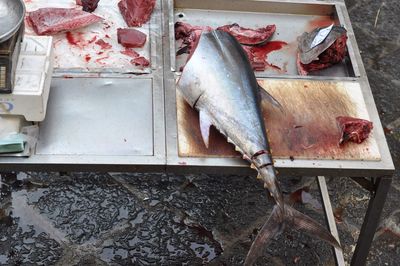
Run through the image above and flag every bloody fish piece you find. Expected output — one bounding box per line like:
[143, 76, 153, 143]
[118, 0, 156, 27]
[117, 28, 147, 48]
[131, 56, 150, 67]
[81, 0, 100, 13]
[178, 30, 340, 265]
[28, 8, 103, 35]
[120, 48, 140, 58]
[336, 116, 373, 145]
[243, 41, 287, 71]
[120, 48, 150, 68]
[297, 25, 348, 75]
[217, 23, 276, 46]
[95, 39, 112, 49]
[175, 22, 213, 56]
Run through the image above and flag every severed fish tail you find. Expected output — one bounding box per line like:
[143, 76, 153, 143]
[244, 204, 341, 266]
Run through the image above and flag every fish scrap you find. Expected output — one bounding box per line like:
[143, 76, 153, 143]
[297, 25, 348, 75]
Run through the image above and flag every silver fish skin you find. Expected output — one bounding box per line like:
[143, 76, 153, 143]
[178, 30, 283, 210]
[298, 25, 347, 64]
[178, 30, 340, 265]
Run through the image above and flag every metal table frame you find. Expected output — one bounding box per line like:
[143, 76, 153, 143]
[0, 0, 395, 265]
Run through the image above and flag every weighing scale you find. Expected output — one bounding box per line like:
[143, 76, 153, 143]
[0, 0, 25, 93]
[0, 25, 24, 93]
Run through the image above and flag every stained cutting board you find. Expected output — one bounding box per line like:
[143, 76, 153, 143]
[176, 79, 381, 161]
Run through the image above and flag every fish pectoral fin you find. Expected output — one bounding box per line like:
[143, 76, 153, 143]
[244, 206, 283, 266]
[199, 110, 213, 149]
[258, 85, 285, 113]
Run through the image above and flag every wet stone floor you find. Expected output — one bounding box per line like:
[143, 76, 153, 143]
[1, 0, 400, 265]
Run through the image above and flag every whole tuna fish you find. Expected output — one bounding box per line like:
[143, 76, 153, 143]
[178, 30, 340, 265]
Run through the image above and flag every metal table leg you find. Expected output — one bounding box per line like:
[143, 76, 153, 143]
[351, 176, 392, 266]
[317, 176, 345, 266]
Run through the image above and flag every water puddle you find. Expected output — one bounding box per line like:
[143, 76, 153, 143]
[190, 242, 217, 263]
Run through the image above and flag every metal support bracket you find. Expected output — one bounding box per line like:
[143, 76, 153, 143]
[351, 177, 375, 192]
[317, 176, 345, 266]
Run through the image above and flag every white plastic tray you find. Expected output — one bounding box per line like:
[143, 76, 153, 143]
[23, 0, 152, 73]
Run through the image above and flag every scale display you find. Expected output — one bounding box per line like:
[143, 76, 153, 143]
[0, 25, 23, 94]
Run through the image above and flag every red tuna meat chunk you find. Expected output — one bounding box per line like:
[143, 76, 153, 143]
[118, 0, 156, 27]
[336, 116, 373, 145]
[95, 39, 112, 49]
[298, 34, 348, 75]
[117, 28, 147, 48]
[217, 23, 276, 45]
[76, 0, 82, 5]
[28, 8, 102, 35]
[131, 57, 150, 67]
[120, 48, 150, 68]
[81, 0, 100, 12]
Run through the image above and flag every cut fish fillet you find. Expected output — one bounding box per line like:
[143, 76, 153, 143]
[217, 23, 276, 45]
[118, 0, 156, 27]
[28, 8, 103, 35]
[117, 28, 147, 48]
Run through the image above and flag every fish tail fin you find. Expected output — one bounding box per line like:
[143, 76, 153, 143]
[258, 165, 284, 211]
[244, 205, 283, 266]
[284, 204, 341, 249]
[244, 204, 340, 266]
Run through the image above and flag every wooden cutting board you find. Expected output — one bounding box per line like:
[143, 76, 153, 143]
[176, 79, 381, 161]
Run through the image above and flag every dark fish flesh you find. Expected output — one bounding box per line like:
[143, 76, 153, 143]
[118, 0, 156, 27]
[175, 22, 213, 55]
[28, 8, 102, 35]
[297, 25, 347, 75]
[81, 0, 100, 13]
[178, 30, 340, 265]
[336, 116, 373, 145]
[117, 28, 147, 48]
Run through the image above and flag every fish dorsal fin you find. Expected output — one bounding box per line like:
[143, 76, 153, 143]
[199, 110, 212, 148]
[258, 85, 284, 113]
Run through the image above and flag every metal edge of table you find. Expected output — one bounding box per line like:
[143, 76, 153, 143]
[0, 0, 167, 172]
[163, 0, 395, 177]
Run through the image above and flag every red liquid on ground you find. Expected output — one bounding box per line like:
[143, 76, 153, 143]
[66, 31, 79, 45]
[66, 32, 97, 47]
